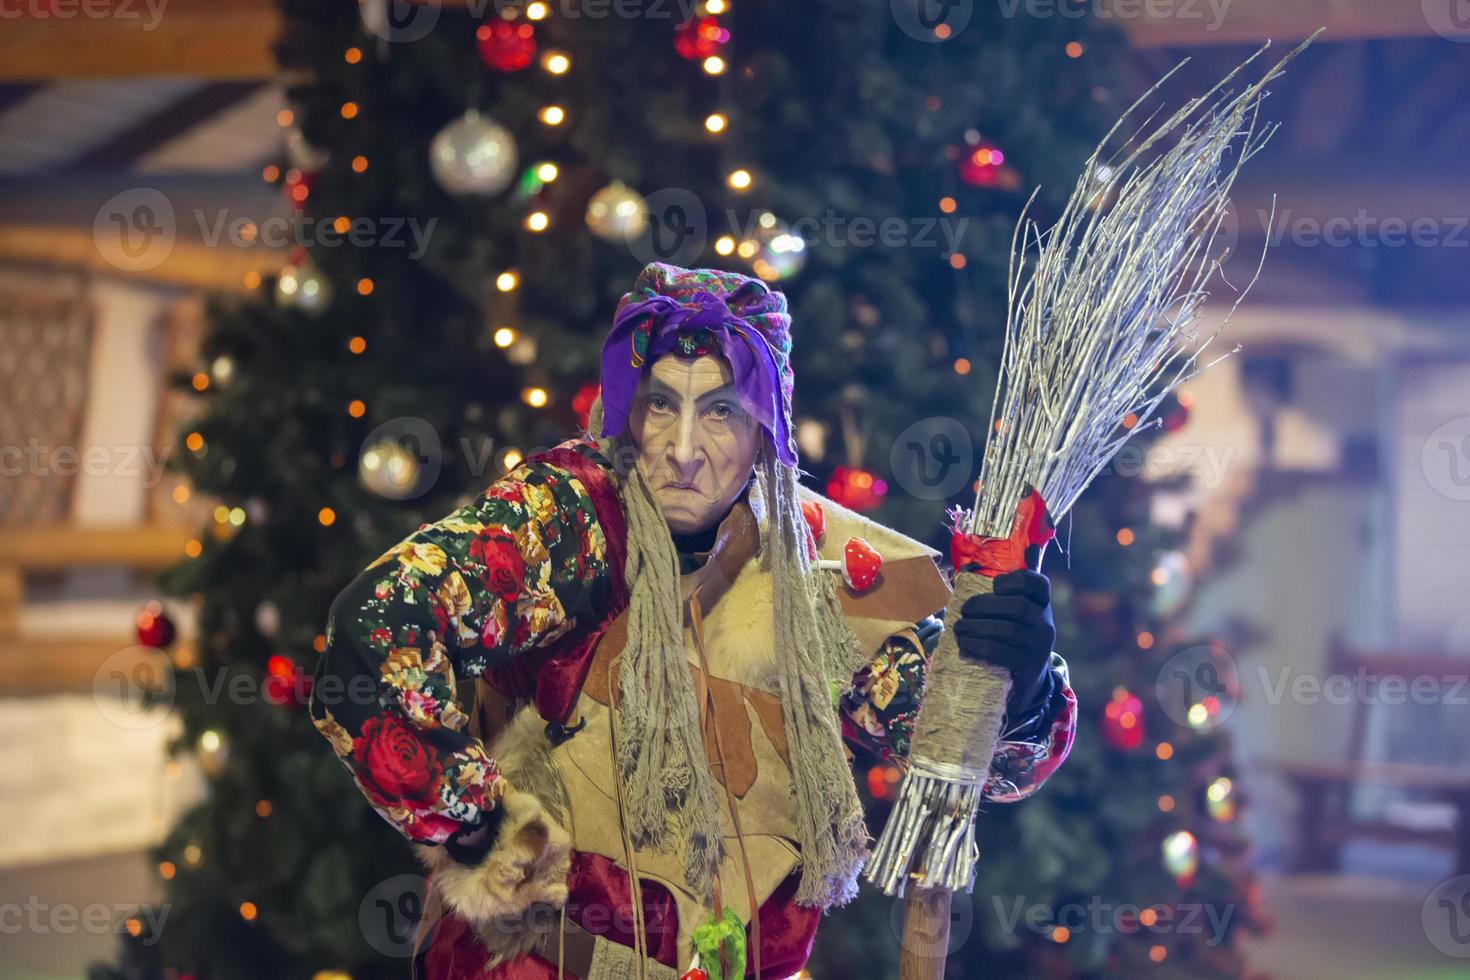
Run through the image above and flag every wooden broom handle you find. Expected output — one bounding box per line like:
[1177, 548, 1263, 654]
[891, 569, 998, 980]
[900, 887, 951, 980]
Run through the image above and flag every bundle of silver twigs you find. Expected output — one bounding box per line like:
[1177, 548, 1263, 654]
[868, 35, 1318, 926]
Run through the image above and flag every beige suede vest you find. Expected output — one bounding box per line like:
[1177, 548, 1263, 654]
[470, 488, 950, 966]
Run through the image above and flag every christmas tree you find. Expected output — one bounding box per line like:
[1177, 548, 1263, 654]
[96, 1, 1262, 977]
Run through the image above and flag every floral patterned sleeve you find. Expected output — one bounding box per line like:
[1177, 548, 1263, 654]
[985, 654, 1077, 803]
[309, 438, 617, 848]
[840, 622, 1077, 803]
[840, 630, 931, 761]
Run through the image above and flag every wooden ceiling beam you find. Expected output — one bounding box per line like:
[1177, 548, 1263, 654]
[0, 224, 277, 292]
[0, 0, 279, 80]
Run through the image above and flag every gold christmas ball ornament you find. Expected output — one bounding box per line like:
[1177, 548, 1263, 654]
[585, 181, 648, 241]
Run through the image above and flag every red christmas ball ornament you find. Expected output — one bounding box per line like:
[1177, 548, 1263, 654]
[135, 601, 176, 649]
[477, 20, 536, 72]
[263, 653, 312, 709]
[958, 142, 1022, 191]
[673, 16, 729, 61]
[283, 168, 315, 210]
[572, 382, 601, 430]
[264, 653, 293, 704]
[825, 466, 887, 513]
[1101, 687, 1146, 751]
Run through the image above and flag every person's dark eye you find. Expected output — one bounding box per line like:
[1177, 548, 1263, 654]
[707, 400, 744, 422]
[647, 395, 673, 413]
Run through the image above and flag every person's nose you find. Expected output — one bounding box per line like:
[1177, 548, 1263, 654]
[666, 412, 704, 483]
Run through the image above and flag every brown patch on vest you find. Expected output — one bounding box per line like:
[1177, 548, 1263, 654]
[578, 613, 786, 799]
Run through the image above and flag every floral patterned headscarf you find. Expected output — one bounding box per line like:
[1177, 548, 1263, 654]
[598, 263, 798, 466]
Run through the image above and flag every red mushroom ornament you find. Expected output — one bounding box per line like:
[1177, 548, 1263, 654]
[800, 499, 826, 560]
[816, 535, 883, 592]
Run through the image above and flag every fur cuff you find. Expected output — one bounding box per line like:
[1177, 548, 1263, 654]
[416, 788, 572, 964]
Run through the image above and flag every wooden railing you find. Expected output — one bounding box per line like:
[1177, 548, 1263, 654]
[0, 525, 196, 696]
[1277, 636, 1470, 876]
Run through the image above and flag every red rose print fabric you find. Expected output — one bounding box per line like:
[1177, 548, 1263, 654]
[310, 438, 618, 844]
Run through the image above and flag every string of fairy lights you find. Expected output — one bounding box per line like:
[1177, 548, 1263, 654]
[141, 4, 1250, 971]
[148, 4, 756, 959]
[287, 1, 760, 481]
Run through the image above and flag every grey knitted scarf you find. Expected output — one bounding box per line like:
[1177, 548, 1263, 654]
[589, 400, 868, 909]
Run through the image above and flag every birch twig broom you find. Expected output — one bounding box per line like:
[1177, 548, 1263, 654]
[865, 35, 1320, 977]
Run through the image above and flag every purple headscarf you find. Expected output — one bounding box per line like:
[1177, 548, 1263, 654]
[598, 263, 797, 466]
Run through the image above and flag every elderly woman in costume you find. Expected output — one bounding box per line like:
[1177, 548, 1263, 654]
[311, 263, 1076, 979]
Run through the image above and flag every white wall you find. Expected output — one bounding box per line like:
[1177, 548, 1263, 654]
[1148, 303, 1462, 861]
[70, 277, 172, 527]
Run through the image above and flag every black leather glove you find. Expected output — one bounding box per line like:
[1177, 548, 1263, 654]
[952, 569, 1056, 719]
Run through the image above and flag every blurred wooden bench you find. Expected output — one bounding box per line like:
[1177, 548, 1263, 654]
[1278, 638, 1470, 876]
[0, 525, 195, 695]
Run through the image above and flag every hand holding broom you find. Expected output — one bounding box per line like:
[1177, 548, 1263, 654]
[864, 34, 1322, 978]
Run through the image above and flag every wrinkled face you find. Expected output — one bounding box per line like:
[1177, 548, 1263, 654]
[627, 353, 761, 535]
